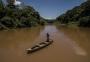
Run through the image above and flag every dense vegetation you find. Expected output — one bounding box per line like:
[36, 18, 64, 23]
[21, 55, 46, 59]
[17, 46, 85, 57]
[56, 0, 90, 27]
[0, 3, 45, 30]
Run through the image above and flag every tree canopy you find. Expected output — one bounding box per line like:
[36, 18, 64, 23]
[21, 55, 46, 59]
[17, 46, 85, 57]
[56, 0, 90, 27]
[0, 4, 45, 30]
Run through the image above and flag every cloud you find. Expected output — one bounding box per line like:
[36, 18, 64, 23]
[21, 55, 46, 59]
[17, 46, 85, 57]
[14, 0, 21, 5]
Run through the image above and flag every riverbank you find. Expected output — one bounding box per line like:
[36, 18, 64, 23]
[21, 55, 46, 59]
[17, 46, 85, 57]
[0, 4, 45, 31]
[0, 24, 45, 31]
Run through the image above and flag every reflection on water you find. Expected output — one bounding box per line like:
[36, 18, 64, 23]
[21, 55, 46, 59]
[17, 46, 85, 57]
[0, 25, 89, 62]
[57, 26, 90, 52]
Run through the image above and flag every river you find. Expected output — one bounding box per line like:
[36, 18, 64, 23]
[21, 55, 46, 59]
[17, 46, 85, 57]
[0, 25, 89, 62]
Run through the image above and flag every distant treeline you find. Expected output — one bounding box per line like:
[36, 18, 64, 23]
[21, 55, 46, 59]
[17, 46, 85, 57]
[56, 0, 90, 27]
[0, 4, 45, 30]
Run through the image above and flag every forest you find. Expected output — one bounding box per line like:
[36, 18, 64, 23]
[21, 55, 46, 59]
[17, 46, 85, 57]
[0, 0, 90, 30]
[0, 2, 45, 30]
[56, 0, 90, 27]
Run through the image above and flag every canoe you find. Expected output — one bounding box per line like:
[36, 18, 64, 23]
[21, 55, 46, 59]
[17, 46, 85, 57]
[26, 40, 53, 54]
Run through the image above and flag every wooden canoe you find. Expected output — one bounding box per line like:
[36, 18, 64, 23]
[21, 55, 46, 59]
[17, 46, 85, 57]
[26, 40, 53, 54]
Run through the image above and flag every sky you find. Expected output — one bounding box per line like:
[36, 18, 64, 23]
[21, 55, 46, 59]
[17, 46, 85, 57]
[3, 0, 86, 19]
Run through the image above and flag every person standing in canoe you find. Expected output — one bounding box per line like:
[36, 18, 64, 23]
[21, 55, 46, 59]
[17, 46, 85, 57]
[46, 33, 50, 42]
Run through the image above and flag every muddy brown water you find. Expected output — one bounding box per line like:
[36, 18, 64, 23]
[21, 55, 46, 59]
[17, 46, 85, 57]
[0, 25, 89, 62]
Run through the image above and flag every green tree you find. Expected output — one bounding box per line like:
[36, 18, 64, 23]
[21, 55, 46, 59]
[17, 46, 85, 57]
[79, 16, 90, 27]
[1, 16, 15, 28]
